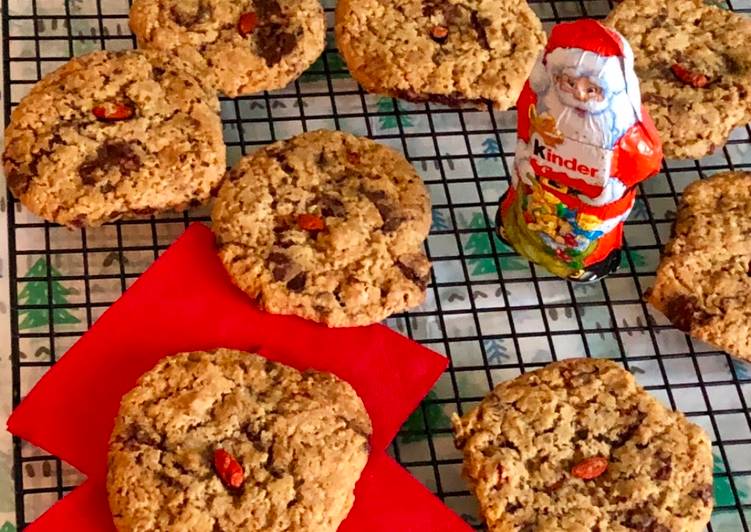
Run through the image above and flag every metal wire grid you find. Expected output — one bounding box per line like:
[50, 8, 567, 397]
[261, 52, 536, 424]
[4, 0, 751, 529]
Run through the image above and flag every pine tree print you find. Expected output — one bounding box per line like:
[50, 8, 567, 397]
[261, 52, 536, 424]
[465, 212, 526, 274]
[301, 35, 349, 81]
[713, 452, 748, 506]
[482, 138, 500, 159]
[376, 97, 413, 130]
[732, 359, 750, 380]
[431, 208, 451, 232]
[0, 522, 16, 532]
[18, 258, 80, 330]
[484, 339, 509, 364]
[619, 249, 647, 270]
[399, 390, 450, 443]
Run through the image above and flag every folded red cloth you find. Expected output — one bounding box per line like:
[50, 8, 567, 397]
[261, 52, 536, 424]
[8, 223, 471, 531]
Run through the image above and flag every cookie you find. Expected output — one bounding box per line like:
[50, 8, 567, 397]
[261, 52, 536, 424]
[3, 50, 225, 228]
[452, 358, 713, 532]
[335, 0, 545, 110]
[107, 349, 371, 532]
[606, 0, 751, 159]
[211, 130, 432, 327]
[130, 0, 326, 97]
[647, 171, 751, 361]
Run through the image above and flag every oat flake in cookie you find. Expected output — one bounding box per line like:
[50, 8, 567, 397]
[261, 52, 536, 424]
[335, 0, 546, 110]
[452, 359, 714, 531]
[647, 171, 751, 362]
[130, 0, 326, 97]
[107, 349, 371, 532]
[2, 50, 225, 228]
[606, 0, 751, 159]
[212, 130, 432, 328]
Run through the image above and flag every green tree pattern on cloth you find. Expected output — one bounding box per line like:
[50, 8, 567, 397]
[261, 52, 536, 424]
[0, 521, 16, 532]
[376, 97, 413, 130]
[300, 35, 349, 82]
[18, 258, 80, 330]
[399, 391, 450, 443]
[713, 452, 748, 506]
[465, 212, 526, 274]
[619, 249, 646, 270]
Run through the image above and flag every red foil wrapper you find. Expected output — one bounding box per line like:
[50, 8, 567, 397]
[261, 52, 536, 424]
[7, 223, 470, 532]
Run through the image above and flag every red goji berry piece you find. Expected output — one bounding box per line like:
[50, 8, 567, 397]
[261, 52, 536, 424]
[298, 213, 325, 231]
[92, 102, 134, 122]
[213, 449, 244, 488]
[430, 25, 449, 44]
[238, 12, 258, 37]
[571, 456, 608, 480]
[671, 63, 710, 89]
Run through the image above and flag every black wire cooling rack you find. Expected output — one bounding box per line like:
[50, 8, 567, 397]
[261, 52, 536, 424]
[4, 0, 751, 530]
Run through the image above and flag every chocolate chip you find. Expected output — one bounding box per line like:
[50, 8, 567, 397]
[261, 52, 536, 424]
[268, 252, 290, 265]
[397, 255, 430, 290]
[79, 140, 141, 185]
[470, 12, 490, 50]
[171, 2, 211, 27]
[256, 24, 298, 67]
[362, 189, 387, 202]
[6, 167, 32, 196]
[273, 265, 290, 281]
[319, 195, 345, 217]
[575, 429, 589, 440]
[664, 295, 709, 332]
[392, 89, 491, 108]
[286, 271, 307, 292]
[653, 457, 672, 481]
[100, 182, 116, 194]
[256, 0, 283, 19]
[690, 483, 713, 505]
[623, 508, 656, 529]
[382, 215, 406, 233]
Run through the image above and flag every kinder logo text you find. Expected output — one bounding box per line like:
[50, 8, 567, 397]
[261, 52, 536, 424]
[532, 139, 600, 178]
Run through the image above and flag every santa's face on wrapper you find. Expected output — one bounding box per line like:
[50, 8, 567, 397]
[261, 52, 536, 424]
[554, 73, 605, 110]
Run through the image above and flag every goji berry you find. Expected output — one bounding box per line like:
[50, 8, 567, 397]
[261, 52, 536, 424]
[298, 213, 325, 231]
[571, 456, 608, 480]
[430, 25, 449, 44]
[92, 102, 134, 122]
[671, 64, 710, 89]
[214, 449, 244, 488]
[238, 12, 258, 37]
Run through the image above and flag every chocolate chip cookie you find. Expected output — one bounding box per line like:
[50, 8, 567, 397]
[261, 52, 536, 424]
[335, 0, 545, 109]
[3, 50, 225, 228]
[130, 0, 326, 97]
[212, 130, 432, 327]
[108, 349, 371, 532]
[452, 358, 714, 532]
[647, 171, 751, 361]
[606, 0, 751, 159]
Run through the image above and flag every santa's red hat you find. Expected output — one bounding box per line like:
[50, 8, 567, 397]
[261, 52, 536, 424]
[545, 19, 625, 57]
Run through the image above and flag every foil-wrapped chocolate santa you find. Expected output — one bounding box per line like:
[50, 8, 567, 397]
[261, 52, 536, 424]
[497, 19, 662, 282]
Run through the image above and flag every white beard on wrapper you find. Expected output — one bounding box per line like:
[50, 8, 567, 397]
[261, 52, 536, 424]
[529, 47, 640, 150]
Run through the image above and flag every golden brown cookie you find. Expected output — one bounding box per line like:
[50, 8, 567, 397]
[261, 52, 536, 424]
[453, 358, 714, 532]
[130, 0, 326, 97]
[606, 0, 751, 159]
[647, 171, 751, 361]
[335, 0, 545, 109]
[107, 349, 371, 532]
[211, 130, 432, 327]
[2, 50, 225, 227]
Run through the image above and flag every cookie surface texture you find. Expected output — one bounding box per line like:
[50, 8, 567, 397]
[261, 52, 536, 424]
[3, 50, 225, 228]
[130, 0, 326, 97]
[335, 0, 545, 109]
[452, 358, 713, 532]
[647, 171, 751, 361]
[211, 129, 432, 327]
[107, 349, 371, 532]
[606, 0, 751, 159]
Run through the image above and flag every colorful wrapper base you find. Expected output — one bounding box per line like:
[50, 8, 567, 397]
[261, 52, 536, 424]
[7, 223, 470, 532]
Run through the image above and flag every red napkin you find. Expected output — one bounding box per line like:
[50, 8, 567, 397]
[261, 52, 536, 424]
[7, 223, 471, 532]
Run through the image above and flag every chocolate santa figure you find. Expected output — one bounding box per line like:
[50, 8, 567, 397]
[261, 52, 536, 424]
[497, 19, 662, 282]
